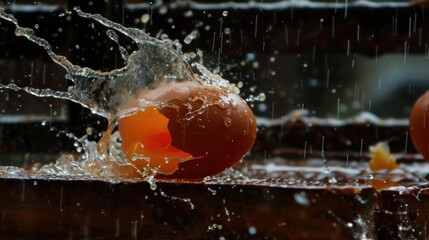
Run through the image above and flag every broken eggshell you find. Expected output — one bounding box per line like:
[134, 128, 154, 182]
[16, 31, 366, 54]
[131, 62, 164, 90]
[118, 80, 258, 179]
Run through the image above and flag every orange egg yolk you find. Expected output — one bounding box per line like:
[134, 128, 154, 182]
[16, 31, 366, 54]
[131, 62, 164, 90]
[368, 142, 398, 172]
[118, 106, 192, 176]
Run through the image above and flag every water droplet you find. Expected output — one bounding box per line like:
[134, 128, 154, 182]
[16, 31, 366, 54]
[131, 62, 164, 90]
[184, 10, 193, 18]
[208, 188, 217, 196]
[222, 117, 232, 128]
[140, 14, 150, 24]
[245, 53, 256, 62]
[158, 6, 168, 15]
[184, 30, 198, 45]
[246, 92, 265, 102]
[248, 226, 257, 235]
[86, 127, 93, 135]
[258, 103, 267, 112]
[149, 182, 157, 191]
[252, 61, 259, 69]
[294, 192, 310, 206]
[328, 177, 338, 184]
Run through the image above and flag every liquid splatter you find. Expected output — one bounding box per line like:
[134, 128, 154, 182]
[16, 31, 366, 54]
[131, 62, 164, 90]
[0, 7, 239, 179]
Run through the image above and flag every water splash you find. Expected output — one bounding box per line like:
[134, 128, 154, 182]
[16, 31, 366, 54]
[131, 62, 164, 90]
[0, 7, 239, 180]
[0, 7, 194, 119]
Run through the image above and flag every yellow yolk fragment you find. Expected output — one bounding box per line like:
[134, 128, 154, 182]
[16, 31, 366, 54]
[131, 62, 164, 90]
[368, 142, 398, 172]
[118, 106, 192, 176]
[369, 179, 398, 190]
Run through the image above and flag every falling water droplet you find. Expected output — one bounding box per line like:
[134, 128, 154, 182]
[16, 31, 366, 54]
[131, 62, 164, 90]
[248, 226, 257, 235]
[184, 30, 198, 45]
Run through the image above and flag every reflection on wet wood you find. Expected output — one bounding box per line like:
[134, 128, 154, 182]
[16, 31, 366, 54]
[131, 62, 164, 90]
[0, 177, 374, 239]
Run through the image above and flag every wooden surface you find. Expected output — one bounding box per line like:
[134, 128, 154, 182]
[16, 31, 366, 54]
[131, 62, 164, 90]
[0, 177, 375, 239]
[376, 184, 429, 240]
